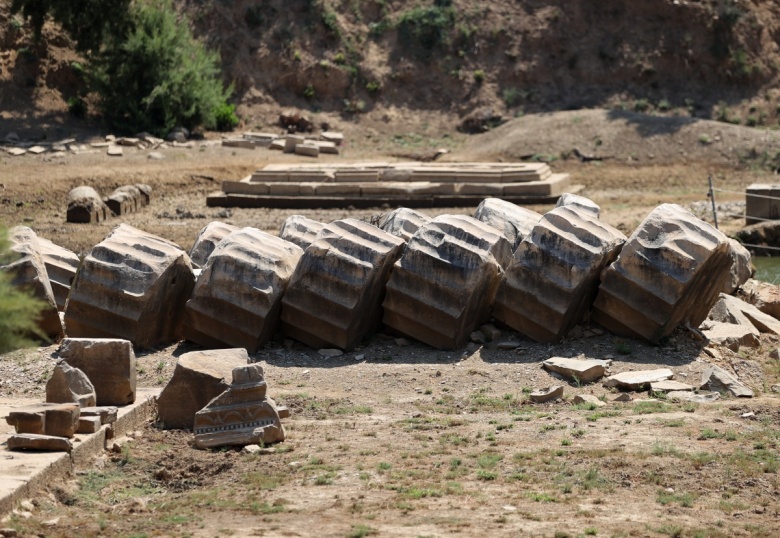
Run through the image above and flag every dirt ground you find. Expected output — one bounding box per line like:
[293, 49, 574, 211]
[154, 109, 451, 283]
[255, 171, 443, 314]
[1, 113, 780, 537]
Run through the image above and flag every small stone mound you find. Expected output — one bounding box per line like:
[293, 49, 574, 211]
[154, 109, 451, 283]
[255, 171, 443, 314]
[36, 236, 80, 311]
[473, 197, 542, 250]
[592, 204, 732, 343]
[67, 186, 109, 223]
[378, 207, 431, 242]
[382, 215, 511, 350]
[183, 227, 303, 352]
[279, 215, 325, 250]
[281, 219, 405, 350]
[493, 206, 626, 343]
[189, 222, 239, 268]
[63, 224, 195, 349]
[2, 227, 62, 339]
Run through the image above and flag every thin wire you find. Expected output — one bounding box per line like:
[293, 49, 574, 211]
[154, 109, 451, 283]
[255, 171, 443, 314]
[736, 242, 780, 252]
[713, 188, 780, 200]
[716, 210, 779, 223]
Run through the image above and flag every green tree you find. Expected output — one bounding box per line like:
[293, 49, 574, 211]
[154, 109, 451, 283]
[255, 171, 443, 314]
[11, 0, 131, 53]
[90, 0, 235, 136]
[0, 228, 46, 354]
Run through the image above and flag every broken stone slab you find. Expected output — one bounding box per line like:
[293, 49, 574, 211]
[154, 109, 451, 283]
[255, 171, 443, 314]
[723, 239, 752, 294]
[542, 357, 608, 383]
[650, 380, 694, 392]
[57, 338, 137, 405]
[64, 224, 196, 350]
[555, 193, 600, 217]
[318, 348, 343, 358]
[281, 219, 405, 350]
[157, 348, 248, 429]
[473, 197, 543, 250]
[700, 321, 760, 351]
[7, 434, 72, 452]
[222, 138, 256, 149]
[738, 279, 780, 320]
[603, 369, 674, 390]
[77, 416, 102, 434]
[666, 391, 720, 403]
[494, 206, 626, 343]
[35, 236, 80, 311]
[189, 221, 239, 268]
[294, 143, 320, 157]
[529, 385, 564, 403]
[572, 394, 606, 407]
[45, 361, 96, 407]
[194, 364, 286, 449]
[709, 293, 780, 336]
[6, 147, 27, 156]
[592, 204, 732, 343]
[5, 407, 46, 434]
[67, 186, 109, 223]
[378, 207, 431, 242]
[28, 145, 46, 155]
[80, 406, 118, 424]
[106, 145, 123, 156]
[700, 365, 754, 397]
[283, 135, 304, 153]
[104, 189, 135, 216]
[5, 403, 80, 437]
[383, 215, 511, 350]
[114, 185, 143, 211]
[612, 393, 632, 402]
[321, 131, 344, 145]
[480, 324, 501, 341]
[2, 227, 62, 339]
[183, 227, 303, 352]
[279, 215, 325, 251]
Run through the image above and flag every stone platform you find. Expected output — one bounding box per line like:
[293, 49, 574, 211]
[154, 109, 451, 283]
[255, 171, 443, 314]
[0, 388, 159, 515]
[207, 162, 580, 208]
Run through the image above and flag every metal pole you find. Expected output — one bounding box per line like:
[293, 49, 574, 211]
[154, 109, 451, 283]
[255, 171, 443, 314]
[708, 174, 719, 229]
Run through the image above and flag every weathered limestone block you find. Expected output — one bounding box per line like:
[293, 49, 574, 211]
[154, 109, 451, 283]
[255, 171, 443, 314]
[36, 237, 80, 311]
[105, 189, 135, 216]
[194, 364, 286, 448]
[183, 228, 303, 352]
[135, 184, 152, 206]
[473, 198, 543, 250]
[157, 348, 248, 429]
[8, 434, 72, 452]
[45, 361, 96, 407]
[382, 215, 511, 350]
[700, 320, 760, 351]
[494, 206, 626, 343]
[738, 279, 780, 320]
[63, 224, 196, 349]
[57, 338, 137, 405]
[708, 293, 780, 335]
[529, 386, 564, 403]
[603, 368, 674, 390]
[81, 406, 118, 424]
[67, 186, 108, 223]
[281, 219, 405, 350]
[723, 239, 752, 295]
[6, 403, 80, 437]
[592, 204, 732, 343]
[542, 357, 608, 383]
[189, 222, 239, 268]
[279, 215, 325, 250]
[378, 208, 431, 242]
[77, 416, 102, 434]
[114, 185, 143, 211]
[555, 193, 601, 217]
[701, 365, 754, 397]
[2, 227, 62, 339]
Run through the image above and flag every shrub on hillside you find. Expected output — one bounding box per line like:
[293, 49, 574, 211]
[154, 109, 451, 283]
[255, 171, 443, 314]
[0, 228, 46, 354]
[91, 0, 234, 136]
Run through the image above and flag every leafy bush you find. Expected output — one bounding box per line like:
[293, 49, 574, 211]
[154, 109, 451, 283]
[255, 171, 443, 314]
[68, 96, 87, 118]
[397, 5, 456, 55]
[214, 103, 239, 132]
[90, 0, 233, 136]
[0, 228, 46, 354]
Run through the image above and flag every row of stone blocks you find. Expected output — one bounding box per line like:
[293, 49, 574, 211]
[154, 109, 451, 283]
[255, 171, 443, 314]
[3, 194, 750, 354]
[66, 184, 152, 223]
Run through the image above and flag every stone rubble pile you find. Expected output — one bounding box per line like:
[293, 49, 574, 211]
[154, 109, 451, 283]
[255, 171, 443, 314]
[67, 183, 152, 223]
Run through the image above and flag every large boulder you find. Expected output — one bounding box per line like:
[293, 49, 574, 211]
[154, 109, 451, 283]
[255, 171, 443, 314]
[63, 224, 196, 350]
[493, 206, 625, 342]
[67, 186, 108, 223]
[45, 361, 96, 407]
[473, 198, 542, 250]
[193, 364, 286, 449]
[57, 338, 137, 405]
[2, 226, 62, 339]
[592, 204, 732, 343]
[183, 228, 303, 352]
[189, 222, 238, 268]
[278, 215, 325, 250]
[722, 239, 752, 295]
[157, 348, 248, 429]
[281, 219, 405, 350]
[36, 236, 80, 311]
[378, 208, 431, 242]
[382, 215, 511, 350]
